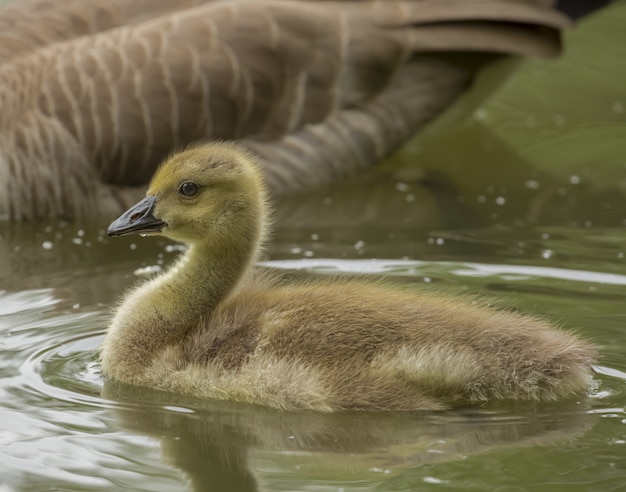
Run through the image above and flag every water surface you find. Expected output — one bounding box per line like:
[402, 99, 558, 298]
[1, 187, 624, 491]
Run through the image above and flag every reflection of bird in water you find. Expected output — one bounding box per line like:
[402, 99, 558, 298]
[102, 142, 597, 411]
[103, 381, 597, 492]
[0, 0, 603, 220]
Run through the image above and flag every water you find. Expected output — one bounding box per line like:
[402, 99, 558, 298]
[0, 185, 625, 491]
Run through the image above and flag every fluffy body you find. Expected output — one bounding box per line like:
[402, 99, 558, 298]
[102, 142, 597, 411]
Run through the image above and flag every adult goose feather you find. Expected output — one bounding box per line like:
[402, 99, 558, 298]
[101, 142, 597, 411]
[0, 0, 589, 220]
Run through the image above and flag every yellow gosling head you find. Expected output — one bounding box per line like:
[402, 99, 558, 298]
[106, 141, 268, 245]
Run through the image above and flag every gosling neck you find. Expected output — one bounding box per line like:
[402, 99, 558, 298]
[164, 229, 261, 321]
[135, 208, 264, 332]
[102, 207, 265, 383]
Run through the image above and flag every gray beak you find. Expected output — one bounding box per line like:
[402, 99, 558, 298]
[106, 196, 166, 237]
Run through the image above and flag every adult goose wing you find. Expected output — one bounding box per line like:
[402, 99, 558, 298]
[0, 0, 214, 64]
[0, 1, 572, 220]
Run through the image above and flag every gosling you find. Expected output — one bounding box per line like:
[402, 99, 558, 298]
[102, 142, 597, 411]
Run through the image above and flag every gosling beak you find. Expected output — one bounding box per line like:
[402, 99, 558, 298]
[106, 196, 166, 237]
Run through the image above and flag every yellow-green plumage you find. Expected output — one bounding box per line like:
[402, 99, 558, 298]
[101, 142, 597, 411]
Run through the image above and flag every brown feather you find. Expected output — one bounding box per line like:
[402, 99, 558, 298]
[0, 0, 575, 219]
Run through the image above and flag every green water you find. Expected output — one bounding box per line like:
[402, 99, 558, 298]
[1, 187, 625, 491]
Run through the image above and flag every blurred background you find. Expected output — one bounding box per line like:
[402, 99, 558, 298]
[389, 0, 626, 227]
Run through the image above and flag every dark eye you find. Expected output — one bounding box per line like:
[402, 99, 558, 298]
[179, 181, 199, 197]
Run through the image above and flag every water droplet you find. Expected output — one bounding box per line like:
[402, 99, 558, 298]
[424, 476, 447, 484]
[474, 108, 489, 121]
[134, 265, 162, 276]
[165, 244, 186, 253]
[42, 241, 53, 250]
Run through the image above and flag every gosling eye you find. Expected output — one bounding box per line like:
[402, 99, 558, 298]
[179, 181, 199, 198]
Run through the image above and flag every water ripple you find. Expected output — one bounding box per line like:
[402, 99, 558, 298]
[261, 258, 626, 285]
[0, 261, 625, 491]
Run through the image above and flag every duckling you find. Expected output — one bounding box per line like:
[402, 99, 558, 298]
[102, 142, 597, 411]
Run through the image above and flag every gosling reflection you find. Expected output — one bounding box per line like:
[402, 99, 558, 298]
[103, 382, 595, 492]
